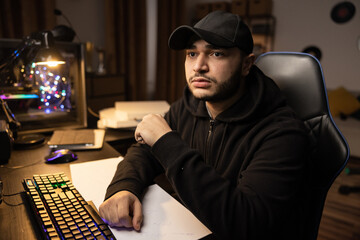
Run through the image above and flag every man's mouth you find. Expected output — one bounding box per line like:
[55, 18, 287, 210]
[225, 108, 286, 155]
[191, 78, 211, 88]
[190, 75, 214, 88]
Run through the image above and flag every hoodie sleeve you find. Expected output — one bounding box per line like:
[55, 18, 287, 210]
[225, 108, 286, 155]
[103, 106, 178, 201]
[104, 143, 164, 200]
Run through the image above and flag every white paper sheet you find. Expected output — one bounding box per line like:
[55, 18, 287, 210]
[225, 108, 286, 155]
[70, 157, 211, 240]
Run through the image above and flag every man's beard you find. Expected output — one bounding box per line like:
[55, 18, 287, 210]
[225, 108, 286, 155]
[188, 67, 244, 103]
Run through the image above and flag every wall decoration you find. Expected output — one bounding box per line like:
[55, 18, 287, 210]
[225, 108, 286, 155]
[331, 1, 356, 24]
[302, 46, 322, 61]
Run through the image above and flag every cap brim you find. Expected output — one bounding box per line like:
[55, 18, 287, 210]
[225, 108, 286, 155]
[168, 25, 236, 50]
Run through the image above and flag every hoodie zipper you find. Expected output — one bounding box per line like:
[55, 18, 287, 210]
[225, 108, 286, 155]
[205, 119, 215, 164]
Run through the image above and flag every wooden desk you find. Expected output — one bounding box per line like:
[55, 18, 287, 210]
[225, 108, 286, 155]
[105, 128, 136, 156]
[0, 130, 214, 240]
[0, 138, 121, 240]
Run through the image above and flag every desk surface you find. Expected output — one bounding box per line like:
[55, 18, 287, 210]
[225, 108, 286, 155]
[0, 132, 122, 240]
[0, 130, 213, 240]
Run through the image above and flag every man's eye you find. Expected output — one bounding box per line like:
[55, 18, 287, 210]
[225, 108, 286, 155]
[212, 52, 224, 57]
[187, 52, 197, 57]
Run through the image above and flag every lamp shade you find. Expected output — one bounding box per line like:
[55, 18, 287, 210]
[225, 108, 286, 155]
[33, 31, 66, 67]
[34, 47, 65, 66]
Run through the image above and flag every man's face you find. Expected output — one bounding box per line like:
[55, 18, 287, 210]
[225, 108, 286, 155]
[184, 39, 247, 102]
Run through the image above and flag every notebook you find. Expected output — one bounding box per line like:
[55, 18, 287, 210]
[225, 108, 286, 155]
[48, 129, 105, 150]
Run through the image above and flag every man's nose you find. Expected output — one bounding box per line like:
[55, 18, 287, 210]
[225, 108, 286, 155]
[193, 55, 209, 73]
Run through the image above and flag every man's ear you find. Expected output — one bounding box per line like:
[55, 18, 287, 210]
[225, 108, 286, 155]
[242, 53, 255, 77]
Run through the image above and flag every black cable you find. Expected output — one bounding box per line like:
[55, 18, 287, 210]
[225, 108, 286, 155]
[3, 192, 22, 197]
[0, 158, 44, 170]
[54, 8, 81, 42]
[54, 9, 74, 29]
[1, 190, 23, 207]
[87, 106, 99, 118]
[3, 200, 23, 207]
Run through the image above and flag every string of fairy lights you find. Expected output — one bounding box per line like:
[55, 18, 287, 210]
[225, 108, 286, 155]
[17, 62, 71, 114]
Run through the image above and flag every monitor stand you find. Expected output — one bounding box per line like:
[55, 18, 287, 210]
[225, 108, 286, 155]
[14, 133, 46, 149]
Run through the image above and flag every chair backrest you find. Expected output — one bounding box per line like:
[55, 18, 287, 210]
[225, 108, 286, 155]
[255, 52, 349, 239]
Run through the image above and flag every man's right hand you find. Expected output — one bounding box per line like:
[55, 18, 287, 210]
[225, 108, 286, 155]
[99, 190, 143, 231]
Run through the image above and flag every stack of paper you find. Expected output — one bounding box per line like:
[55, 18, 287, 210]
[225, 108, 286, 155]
[97, 101, 170, 129]
[70, 157, 211, 240]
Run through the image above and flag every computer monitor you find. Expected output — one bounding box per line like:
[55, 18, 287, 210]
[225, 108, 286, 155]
[0, 38, 87, 134]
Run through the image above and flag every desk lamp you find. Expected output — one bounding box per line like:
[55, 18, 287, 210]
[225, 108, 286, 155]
[0, 31, 68, 148]
[33, 31, 66, 66]
[0, 31, 66, 81]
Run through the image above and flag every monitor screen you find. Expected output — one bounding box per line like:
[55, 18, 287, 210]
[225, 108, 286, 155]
[0, 38, 87, 134]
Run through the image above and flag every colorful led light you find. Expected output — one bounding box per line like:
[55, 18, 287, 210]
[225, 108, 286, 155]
[0, 94, 39, 99]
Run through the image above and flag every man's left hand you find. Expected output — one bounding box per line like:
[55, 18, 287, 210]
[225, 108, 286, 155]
[134, 114, 172, 147]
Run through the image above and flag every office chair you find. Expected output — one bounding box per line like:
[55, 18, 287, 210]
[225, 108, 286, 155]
[255, 52, 349, 240]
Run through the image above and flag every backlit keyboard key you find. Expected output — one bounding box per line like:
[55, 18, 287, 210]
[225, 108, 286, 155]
[22, 173, 116, 240]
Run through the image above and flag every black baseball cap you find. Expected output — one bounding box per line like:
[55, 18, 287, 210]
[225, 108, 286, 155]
[168, 10, 254, 54]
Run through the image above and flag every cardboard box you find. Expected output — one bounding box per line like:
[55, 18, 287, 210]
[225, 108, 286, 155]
[211, 2, 230, 12]
[231, 0, 248, 17]
[248, 0, 272, 16]
[196, 3, 211, 20]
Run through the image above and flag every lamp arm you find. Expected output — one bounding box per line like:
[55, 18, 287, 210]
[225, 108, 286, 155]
[0, 35, 42, 87]
[0, 37, 38, 71]
[0, 98, 21, 139]
[0, 30, 61, 87]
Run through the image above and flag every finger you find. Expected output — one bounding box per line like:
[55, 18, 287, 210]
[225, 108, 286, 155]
[134, 129, 140, 141]
[136, 137, 145, 144]
[98, 204, 109, 224]
[99, 203, 121, 227]
[132, 200, 143, 231]
[134, 130, 145, 144]
[119, 197, 138, 227]
[119, 215, 133, 228]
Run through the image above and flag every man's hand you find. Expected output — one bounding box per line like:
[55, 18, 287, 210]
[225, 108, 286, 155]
[134, 114, 172, 146]
[99, 191, 143, 231]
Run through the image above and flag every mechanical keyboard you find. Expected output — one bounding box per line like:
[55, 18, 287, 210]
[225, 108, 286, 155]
[23, 172, 115, 240]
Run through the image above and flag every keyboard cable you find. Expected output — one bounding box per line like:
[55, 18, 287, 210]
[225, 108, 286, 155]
[0, 180, 23, 207]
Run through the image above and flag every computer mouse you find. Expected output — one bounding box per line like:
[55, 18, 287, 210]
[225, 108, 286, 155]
[45, 149, 78, 164]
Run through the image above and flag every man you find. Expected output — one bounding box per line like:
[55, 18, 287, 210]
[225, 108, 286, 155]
[99, 11, 310, 240]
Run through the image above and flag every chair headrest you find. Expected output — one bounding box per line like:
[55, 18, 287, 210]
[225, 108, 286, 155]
[255, 52, 329, 120]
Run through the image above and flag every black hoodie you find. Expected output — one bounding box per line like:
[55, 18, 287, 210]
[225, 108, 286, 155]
[105, 66, 310, 240]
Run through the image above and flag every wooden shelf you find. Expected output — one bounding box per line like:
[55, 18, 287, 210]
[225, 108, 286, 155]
[245, 15, 276, 57]
[85, 74, 126, 113]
